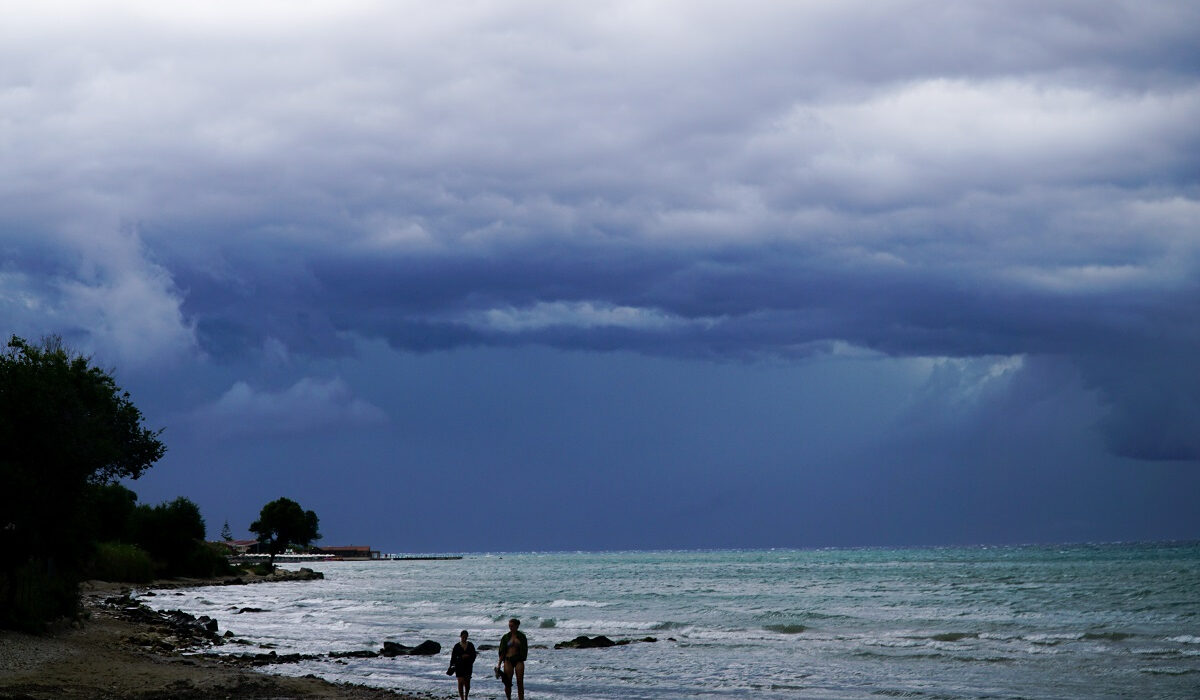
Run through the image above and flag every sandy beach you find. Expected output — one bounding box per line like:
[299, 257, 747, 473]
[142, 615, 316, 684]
[0, 575, 424, 700]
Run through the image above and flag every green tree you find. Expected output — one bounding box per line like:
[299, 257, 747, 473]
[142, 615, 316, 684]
[249, 497, 321, 570]
[82, 482, 140, 543]
[220, 519, 234, 542]
[0, 335, 165, 629]
[131, 497, 207, 576]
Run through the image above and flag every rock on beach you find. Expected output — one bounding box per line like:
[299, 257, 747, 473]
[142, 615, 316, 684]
[0, 574, 419, 699]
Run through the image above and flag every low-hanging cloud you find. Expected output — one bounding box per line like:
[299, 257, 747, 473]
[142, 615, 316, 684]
[470, 301, 704, 333]
[191, 377, 388, 438]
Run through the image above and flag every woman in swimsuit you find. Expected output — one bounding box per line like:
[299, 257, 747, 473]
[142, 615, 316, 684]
[498, 618, 528, 700]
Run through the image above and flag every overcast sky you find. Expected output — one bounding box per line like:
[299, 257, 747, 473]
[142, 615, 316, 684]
[3, 1, 1198, 552]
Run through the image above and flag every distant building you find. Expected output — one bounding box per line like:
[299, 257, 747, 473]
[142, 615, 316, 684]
[219, 538, 266, 555]
[313, 545, 380, 560]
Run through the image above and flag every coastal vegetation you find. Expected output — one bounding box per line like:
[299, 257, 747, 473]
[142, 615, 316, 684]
[1, 336, 166, 629]
[0, 335, 226, 631]
[82, 484, 233, 583]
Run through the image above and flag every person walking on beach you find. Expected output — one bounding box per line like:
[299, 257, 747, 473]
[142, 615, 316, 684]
[448, 630, 477, 700]
[497, 618, 528, 700]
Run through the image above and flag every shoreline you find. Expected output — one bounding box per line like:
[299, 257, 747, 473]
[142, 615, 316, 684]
[0, 572, 425, 700]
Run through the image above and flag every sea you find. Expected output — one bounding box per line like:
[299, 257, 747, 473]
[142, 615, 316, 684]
[140, 543, 1200, 699]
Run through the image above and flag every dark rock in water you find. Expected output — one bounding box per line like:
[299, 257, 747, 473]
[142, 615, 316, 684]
[330, 649, 380, 659]
[555, 635, 657, 649]
[555, 635, 616, 649]
[614, 637, 658, 646]
[412, 640, 441, 655]
[236, 607, 267, 614]
[477, 643, 497, 651]
[380, 641, 404, 657]
[380, 640, 442, 656]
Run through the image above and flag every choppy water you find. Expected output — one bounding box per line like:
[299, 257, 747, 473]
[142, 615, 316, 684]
[143, 543, 1200, 699]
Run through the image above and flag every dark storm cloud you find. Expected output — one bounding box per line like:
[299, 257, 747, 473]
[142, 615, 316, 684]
[2, 1, 1198, 461]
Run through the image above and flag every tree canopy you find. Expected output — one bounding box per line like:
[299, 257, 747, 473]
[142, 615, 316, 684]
[249, 497, 321, 568]
[0, 335, 166, 628]
[131, 497, 208, 574]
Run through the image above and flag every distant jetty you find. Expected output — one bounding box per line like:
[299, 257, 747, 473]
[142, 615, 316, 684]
[223, 541, 464, 563]
[229, 552, 463, 564]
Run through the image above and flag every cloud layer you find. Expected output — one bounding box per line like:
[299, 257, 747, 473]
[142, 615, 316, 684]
[2, 1, 1198, 461]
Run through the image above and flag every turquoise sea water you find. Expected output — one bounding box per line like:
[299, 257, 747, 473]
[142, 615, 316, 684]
[145, 543, 1200, 699]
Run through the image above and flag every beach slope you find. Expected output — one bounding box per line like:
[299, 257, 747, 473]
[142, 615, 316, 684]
[0, 579, 419, 700]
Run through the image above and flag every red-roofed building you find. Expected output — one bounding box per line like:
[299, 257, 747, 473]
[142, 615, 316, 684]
[313, 545, 380, 560]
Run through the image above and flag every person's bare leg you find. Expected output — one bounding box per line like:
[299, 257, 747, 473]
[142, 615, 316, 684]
[503, 660, 514, 700]
[515, 660, 525, 700]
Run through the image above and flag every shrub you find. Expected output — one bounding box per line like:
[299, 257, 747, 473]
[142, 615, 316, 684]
[89, 542, 155, 583]
[180, 541, 235, 578]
